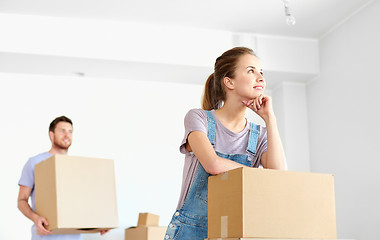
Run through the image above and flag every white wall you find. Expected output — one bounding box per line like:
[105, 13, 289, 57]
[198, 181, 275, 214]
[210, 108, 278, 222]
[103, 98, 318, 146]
[0, 11, 325, 240]
[273, 82, 310, 172]
[0, 14, 232, 67]
[307, 1, 380, 239]
[1, 71, 290, 240]
[0, 72, 205, 240]
[0, 72, 282, 240]
[0, 13, 319, 88]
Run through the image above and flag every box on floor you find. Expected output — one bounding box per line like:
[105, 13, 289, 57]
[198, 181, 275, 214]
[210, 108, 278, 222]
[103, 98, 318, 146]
[138, 213, 160, 227]
[125, 212, 166, 240]
[125, 226, 167, 240]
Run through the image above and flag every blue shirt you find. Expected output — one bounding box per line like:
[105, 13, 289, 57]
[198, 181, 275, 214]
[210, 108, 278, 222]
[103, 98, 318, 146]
[19, 152, 82, 240]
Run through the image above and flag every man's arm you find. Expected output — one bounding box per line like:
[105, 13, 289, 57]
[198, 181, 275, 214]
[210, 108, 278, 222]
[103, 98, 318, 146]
[17, 185, 51, 236]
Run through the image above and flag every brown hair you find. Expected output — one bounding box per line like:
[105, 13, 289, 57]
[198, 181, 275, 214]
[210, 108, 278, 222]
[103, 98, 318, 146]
[49, 116, 73, 132]
[202, 47, 256, 110]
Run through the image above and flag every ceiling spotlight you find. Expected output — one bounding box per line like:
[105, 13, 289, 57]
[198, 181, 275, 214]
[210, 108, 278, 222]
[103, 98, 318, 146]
[283, 0, 296, 26]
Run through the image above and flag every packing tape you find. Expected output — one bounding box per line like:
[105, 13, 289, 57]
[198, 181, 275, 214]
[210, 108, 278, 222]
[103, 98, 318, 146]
[221, 172, 228, 181]
[221, 216, 228, 238]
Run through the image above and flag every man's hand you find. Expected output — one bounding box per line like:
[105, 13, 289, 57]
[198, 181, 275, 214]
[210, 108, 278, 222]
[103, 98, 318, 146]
[100, 229, 110, 235]
[33, 215, 51, 236]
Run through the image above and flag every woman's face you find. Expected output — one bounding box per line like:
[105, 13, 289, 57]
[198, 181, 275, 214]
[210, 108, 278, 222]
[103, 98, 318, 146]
[229, 54, 265, 100]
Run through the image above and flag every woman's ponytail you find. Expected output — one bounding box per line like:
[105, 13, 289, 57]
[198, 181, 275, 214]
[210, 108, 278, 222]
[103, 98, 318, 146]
[202, 73, 218, 110]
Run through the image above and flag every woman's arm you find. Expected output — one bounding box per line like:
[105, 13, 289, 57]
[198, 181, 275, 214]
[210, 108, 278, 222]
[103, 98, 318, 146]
[187, 131, 246, 175]
[243, 95, 286, 170]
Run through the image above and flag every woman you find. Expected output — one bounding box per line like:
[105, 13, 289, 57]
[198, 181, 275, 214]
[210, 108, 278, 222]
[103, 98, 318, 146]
[164, 47, 286, 240]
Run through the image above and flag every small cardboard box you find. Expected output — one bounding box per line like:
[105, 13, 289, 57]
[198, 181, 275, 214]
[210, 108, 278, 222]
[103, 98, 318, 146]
[125, 226, 167, 240]
[35, 154, 118, 234]
[208, 167, 336, 239]
[137, 213, 160, 227]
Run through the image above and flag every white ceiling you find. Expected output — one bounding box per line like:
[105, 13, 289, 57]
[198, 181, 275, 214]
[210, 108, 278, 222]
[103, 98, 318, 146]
[0, 0, 374, 38]
[0, 0, 374, 87]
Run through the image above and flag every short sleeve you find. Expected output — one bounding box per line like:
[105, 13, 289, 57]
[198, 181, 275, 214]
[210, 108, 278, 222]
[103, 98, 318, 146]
[18, 158, 35, 189]
[252, 125, 268, 168]
[179, 109, 208, 154]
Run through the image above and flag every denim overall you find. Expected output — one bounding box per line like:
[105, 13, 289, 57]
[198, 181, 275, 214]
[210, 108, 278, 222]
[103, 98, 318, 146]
[164, 111, 260, 240]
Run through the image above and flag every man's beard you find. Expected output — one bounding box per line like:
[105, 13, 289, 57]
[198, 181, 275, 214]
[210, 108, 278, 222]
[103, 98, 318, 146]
[54, 139, 71, 150]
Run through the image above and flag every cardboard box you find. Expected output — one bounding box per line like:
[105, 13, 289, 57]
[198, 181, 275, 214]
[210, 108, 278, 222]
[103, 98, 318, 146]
[35, 154, 118, 234]
[208, 167, 336, 239]
[137, 213, 160, 227]
[125, 226, 167, 240]
[205, 239, 336, 240]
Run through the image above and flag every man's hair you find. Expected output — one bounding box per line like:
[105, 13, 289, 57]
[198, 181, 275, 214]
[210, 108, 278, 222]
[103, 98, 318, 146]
[49, 116, 73, 132]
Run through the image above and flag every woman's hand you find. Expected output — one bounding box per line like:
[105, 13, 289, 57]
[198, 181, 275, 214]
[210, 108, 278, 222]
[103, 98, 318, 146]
[243, 95, 286, 170]
[242, 94, 274, 121]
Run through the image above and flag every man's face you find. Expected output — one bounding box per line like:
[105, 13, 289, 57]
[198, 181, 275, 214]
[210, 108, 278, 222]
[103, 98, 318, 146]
[51, 122, 73, 150]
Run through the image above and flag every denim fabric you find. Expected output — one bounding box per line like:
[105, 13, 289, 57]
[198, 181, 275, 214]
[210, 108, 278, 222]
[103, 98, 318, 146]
[165, 111, 259, 240]
[247, 122, 260, 154]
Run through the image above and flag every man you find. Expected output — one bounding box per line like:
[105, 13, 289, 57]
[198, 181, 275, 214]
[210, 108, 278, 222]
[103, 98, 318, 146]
[17, 116, 107, 239]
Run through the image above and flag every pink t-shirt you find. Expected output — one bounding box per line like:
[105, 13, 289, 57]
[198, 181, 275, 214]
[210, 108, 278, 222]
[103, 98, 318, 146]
[176, 109, 268, 209]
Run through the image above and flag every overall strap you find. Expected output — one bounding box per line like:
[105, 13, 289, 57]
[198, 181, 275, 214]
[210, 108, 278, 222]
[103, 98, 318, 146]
[205, 110, 216, 145]
[247, 122, 260, 154]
